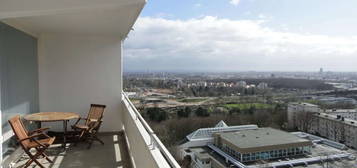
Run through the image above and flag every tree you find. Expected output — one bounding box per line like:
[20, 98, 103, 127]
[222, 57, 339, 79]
[295, 111, 315, 132]
[229, 107, 241, 115]
[275, 103, 283, 111]
[185, 106, 192, 116]
[177, 109, 185, 118]
[247, 105, 256, 115]
[195, 107, 210, 117]
[177, 107, 191, 118]
[147, 107, 168, 122]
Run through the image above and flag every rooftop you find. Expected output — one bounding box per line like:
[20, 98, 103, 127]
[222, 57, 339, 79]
[216, 128, 312, 153]
[325, 109, 357, 113]
[186, 124, 258, 141]
[190, 148, 210, 161]
[315, 112, 357, 127]
[289, 102, 319, 107]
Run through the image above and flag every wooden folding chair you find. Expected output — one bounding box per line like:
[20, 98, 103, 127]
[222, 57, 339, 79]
[71, 104, 106, 149]
[8, 115, 55, 168]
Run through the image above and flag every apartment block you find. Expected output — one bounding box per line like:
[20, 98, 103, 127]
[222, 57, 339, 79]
[287, 102, 320, 129]
[310, 113, 357, 149]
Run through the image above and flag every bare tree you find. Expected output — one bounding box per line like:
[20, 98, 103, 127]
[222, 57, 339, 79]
[295, 111, 316, 132]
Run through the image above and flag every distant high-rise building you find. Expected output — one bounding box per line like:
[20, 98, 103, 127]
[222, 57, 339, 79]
[319, 68, 323, 74]
[257, 82, 269, 90]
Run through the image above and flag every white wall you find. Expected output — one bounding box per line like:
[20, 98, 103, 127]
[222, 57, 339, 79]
[38, 34, 123, 132]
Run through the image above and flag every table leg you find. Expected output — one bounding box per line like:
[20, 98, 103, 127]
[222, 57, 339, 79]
[63, 120, 68, 149]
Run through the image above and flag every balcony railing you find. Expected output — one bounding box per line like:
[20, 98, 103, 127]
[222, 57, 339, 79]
[121, 92, 180, 168]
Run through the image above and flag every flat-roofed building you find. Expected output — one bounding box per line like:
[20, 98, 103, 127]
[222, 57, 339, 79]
[325, 109, 357, 120]
[287, 102, 321, 129]
[190, 148, 212, 168]
[180, 122, 356, 168]
[310, 113, 357, 149]
[213, 128, 313, 162]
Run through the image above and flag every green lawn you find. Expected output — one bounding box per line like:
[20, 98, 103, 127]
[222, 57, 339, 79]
[129, 98, 141, 102]
[303, 100, 320, 105]
[223, 103, 274, 110]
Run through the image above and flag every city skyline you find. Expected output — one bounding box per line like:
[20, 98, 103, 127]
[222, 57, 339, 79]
[123, 0, 357, 72]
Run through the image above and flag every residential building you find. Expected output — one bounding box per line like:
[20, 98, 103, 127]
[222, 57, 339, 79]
[0, 1, 179, 167]
[257, 82, 268, 90]
[287, 103, 320, 129]
[325, 109, 357, 120]
[309, 113, 357, 149]
[236, 81, 247, 88]
[288, 102, 357, 150]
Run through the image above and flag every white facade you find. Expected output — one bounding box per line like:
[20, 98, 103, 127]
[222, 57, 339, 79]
[257, 82, 268, 90]
[288, 102, 357, 149]
[309, 113, 357, 149]
[287, 102, 320, 129]
[236, 81, 247, 88]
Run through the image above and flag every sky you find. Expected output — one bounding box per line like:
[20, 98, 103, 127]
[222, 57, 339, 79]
[123, 0, 357, 72]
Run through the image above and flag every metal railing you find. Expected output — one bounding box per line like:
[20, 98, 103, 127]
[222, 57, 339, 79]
[122, 92, 181, 168]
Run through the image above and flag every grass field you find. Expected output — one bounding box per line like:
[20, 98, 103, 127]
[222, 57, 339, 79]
[303, 100, 320, 105]
[223, 103, 274, 110]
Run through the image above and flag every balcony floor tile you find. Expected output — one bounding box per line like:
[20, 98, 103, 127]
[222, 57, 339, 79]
[13, 132, 132, 168]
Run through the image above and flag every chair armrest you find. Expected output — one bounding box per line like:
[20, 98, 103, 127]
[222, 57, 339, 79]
[88, 119, 98, 122]
[32, 139, 47, 148]
[24, 131, 51, 141]
[73, 117, 88, 125]
[19, 133, 52, 148]
[29, 127, 50, 135]
[19, 133, 42, 142]
[25, 135, 47, 147]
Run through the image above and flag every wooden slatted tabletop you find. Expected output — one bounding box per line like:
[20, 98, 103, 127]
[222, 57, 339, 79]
[24, 112, 80, 149]
[24, 112, 79, 122]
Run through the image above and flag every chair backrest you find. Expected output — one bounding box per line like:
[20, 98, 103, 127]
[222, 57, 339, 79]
[85, 104, 106, 126]
[8, 115, 30, 149]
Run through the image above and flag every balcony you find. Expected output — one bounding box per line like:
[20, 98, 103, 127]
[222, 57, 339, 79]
[6, 93, 179, 168]
[0, 1, 180, 167]
[121, 93, 180, 168]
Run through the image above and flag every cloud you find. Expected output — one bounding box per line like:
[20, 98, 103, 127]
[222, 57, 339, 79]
[230, 0, 240, 6]
[124, 16, 357, 71]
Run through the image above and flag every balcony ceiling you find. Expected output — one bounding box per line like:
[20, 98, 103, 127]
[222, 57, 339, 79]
[0, 0, 146, 37]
